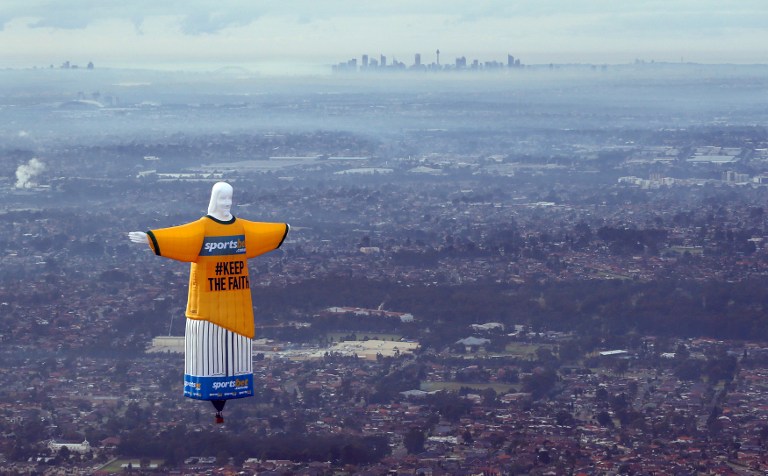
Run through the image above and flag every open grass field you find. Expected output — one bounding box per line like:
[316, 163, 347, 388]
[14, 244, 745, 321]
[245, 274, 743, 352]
[97, 459, 165, 473]
[503, 342, 556, 359]
[445, 342, 558, 360]
[420, 381, 517, 393]
[326, 332, 402, 342]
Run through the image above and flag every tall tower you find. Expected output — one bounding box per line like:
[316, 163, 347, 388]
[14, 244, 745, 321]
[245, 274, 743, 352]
[436, 49, 440, 66]
[414, 53, 421, 67]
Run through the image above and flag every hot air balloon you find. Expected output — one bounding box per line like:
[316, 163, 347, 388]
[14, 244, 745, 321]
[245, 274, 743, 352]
[129, 182, 289, 423]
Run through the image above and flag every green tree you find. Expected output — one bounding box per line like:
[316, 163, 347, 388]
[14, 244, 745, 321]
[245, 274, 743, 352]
[596, 411, 614, 427]
[675, 359, 703, 381]
[403, 428, 425, 454]
[56, 446, 71, 464]
[481, 387, 498, 406]
[216, 450, 230, 466]
[555, 410, 576, 427]
[522, 368, 558, 400]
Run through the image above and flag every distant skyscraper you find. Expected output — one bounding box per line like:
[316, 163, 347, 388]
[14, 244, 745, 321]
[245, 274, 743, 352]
[508, 55, 515, 67]
[380, 54, 387, 67]
[414, 53, 421, 67]
[362, 54, 369, 69]
[436, 49, 440, 66]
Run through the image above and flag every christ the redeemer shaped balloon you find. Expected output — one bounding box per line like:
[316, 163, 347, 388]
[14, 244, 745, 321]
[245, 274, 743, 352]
[128, 181, 289, 423]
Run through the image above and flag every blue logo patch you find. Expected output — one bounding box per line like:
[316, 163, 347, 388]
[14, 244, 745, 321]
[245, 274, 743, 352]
[184, 374, 254, 400]
[199, 235, 246, 256]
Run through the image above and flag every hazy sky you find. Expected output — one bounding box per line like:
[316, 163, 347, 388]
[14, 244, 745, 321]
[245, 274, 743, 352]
[0, 1, 765, 72]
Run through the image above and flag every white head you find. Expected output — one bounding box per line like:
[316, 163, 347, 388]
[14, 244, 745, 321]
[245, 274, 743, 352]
[207, 182, 234, 221]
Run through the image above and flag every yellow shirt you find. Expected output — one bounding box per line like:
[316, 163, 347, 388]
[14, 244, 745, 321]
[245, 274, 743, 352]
[147, 216, 289, 338]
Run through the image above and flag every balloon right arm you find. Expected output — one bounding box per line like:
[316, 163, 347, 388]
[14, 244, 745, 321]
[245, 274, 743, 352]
[128, 231, 148, 244]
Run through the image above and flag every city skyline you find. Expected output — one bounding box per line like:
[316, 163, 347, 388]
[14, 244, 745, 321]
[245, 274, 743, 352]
[0, 1, 766, 74]
[333, 51, 524, 73]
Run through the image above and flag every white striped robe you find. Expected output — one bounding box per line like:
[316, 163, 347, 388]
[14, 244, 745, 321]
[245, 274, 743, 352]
[183, 319, 254, 401]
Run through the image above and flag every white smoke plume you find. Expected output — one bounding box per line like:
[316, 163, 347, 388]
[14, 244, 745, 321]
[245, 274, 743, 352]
[15, 158, 46, 189]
